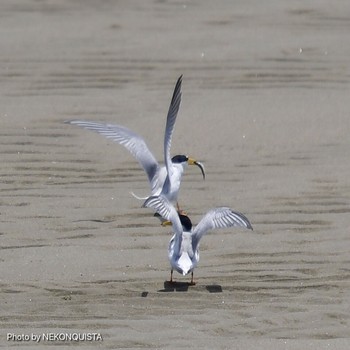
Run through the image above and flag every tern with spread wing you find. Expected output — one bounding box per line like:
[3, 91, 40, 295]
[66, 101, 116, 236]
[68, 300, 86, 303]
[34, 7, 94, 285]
[143, 195, 253, 285]
[66, 76, 205, 209]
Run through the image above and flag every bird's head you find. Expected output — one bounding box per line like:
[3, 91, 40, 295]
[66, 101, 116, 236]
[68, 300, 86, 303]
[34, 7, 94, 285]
[161, 211, 193, 232]
[171, 155, 205, 179]
[179, 213, 192, 232]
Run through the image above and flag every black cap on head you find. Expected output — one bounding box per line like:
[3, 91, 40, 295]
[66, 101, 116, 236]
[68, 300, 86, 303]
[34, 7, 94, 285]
[171, 155, 188, 164]
[179, 213, 192, 231]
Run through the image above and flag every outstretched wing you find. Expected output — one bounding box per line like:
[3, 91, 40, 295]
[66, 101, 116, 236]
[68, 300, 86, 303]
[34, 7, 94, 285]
[66, 120, 159, 185]
[142, 195, 183, 238]
[164, 75, 182, 176]
[192, 207, 253, 250]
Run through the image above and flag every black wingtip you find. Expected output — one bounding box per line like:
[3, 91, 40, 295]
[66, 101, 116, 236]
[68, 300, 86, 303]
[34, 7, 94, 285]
[142, 195, 158, 208]
[169, 75, 183, 107]
[245, 217, 253, 231]
[175, 75, 183, 91]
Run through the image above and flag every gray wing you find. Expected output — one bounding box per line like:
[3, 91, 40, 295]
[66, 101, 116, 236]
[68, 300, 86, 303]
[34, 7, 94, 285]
[142, 195, 183, 237]
[192, 207, 253, 251]
[66, 120, 159, 184]
[164, 75, 182, 175]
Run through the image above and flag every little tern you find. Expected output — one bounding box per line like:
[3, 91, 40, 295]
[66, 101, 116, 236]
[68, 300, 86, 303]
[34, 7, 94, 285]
[66, 76, 205, 208]
[143, 195, 253, 285]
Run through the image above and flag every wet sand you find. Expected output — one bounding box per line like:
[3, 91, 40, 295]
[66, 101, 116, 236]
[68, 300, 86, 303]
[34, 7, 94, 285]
[1, 0, 350, 348]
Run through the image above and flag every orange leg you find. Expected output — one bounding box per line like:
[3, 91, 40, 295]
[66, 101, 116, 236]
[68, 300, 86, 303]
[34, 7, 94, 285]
[190, 271, 196, 285]
[176, 202, 181, 212]
[176, 202, 187, 216]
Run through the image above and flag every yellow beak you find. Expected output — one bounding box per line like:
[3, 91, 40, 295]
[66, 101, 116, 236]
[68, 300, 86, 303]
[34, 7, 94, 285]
[187, 157, 196, 165]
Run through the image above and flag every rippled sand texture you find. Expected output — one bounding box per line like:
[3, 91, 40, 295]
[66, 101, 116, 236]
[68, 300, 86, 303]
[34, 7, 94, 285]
[1, 0, 350, 349]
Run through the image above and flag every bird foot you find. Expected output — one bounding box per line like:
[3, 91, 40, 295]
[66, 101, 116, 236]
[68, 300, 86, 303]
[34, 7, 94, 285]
[176, 202, 187, 215]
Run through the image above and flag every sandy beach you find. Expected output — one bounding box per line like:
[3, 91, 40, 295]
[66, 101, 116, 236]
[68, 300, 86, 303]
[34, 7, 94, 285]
[1, 0, 350, 348]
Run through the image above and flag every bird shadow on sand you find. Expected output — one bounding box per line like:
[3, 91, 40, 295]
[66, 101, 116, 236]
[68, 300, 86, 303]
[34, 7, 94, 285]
[157, 281, 223, 293]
